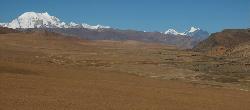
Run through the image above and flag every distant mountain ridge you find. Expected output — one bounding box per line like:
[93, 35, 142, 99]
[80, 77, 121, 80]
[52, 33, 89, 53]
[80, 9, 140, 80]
[0, 12, 210, 48]
[0, 12, 110, 29]
[165, 27, 210, 40]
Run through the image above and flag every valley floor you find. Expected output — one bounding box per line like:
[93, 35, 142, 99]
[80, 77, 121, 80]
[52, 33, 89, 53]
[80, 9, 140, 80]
[0, 32, 250, 110]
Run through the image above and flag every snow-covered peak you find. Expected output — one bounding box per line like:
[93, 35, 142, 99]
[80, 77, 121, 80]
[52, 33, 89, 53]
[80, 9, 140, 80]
[19, 12, 50, 19]
[184, 27, 210, 39]
[69, 22, 79, 26]
[188, 27, 200, 33]
[165, 29, 178, 35]
[7, 12, 63, 29]
[164, 29, 185, 35]
[164, 27, 209, 39]
[1, 12, 110, 30]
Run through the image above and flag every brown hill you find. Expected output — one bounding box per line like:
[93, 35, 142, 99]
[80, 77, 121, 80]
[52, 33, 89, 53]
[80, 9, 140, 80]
[193, 29, 250, 56]
[226, 40, 250, 58]
[0, 27, 19, 34]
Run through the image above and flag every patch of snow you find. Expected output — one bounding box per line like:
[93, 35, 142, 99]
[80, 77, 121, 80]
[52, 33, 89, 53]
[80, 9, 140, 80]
[164, 29, 186, 35]
[69, 22, 79, 27]
[188, 27, 200, 33]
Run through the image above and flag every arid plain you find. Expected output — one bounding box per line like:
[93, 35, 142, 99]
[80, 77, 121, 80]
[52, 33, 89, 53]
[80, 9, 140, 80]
[0, 31, 250, 110]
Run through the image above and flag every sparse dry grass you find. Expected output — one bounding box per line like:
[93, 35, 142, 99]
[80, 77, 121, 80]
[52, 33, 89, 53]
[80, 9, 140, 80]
[0, 32, 250, 110]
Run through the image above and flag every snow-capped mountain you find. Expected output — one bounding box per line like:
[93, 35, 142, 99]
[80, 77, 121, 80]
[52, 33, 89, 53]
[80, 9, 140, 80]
[184, 27, 210, 39]
[1, 12, 110, 29]
[0, 12, 209, 48]
[164, 27, 209, 39]
[164, 29, 185, 35]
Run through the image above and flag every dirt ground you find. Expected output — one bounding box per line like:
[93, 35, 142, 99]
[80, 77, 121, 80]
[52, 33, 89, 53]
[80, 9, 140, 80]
[0, 32, 250, 110]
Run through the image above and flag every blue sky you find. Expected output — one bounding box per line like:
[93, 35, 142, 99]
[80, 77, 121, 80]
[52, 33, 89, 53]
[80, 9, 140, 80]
[0, 0, 249, 32]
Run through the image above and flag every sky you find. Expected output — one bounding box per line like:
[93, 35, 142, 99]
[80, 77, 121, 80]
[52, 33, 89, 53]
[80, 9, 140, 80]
[0, 0, 249, 33]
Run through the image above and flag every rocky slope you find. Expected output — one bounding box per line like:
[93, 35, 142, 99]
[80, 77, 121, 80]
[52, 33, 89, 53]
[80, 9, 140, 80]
[194, 29, 250, 55]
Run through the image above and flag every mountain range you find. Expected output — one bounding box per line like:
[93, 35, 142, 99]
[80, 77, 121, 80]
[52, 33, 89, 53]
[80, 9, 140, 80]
[0, 12, 110, 29]
[165, 27, 209, 40]
[0, 12, 210, 48]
